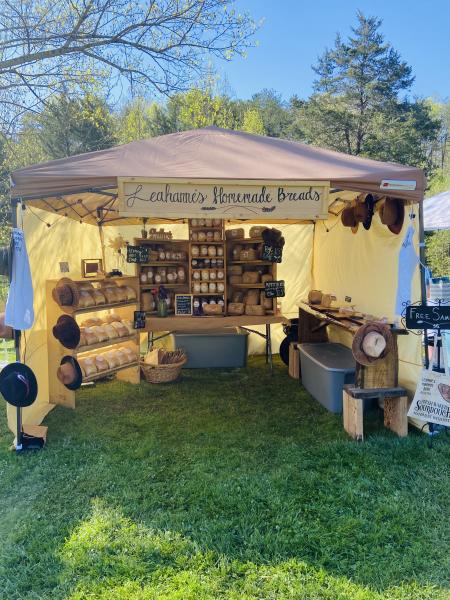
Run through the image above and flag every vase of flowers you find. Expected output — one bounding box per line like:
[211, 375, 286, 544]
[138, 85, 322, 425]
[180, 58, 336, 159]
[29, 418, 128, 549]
[152, 286, 169, 317]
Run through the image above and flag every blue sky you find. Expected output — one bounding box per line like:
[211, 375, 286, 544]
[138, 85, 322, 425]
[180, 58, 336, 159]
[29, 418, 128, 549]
[217, 0, 450, 101]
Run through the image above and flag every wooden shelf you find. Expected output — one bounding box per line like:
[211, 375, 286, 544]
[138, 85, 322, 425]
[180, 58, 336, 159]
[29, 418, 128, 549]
[190, 240, 225, 245]
[226, 238, 263, 244]
[228, 283, 265, 288]
[140, 261, 188, 267]
[191, 292, 225, 296]
[82, 361, 139, 383]
[71, 300, 138, 315]
[135, 239, 187, 244]
[75, 334, 139, 354]
[140, 283, 188, 289]
[228, 260, 272, 265]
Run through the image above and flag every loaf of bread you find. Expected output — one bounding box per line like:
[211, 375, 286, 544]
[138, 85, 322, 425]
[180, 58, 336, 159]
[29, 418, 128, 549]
[260, 292, 274, 309]
[102, 350, 120, 368]
[79, 357, 97, 377]
[95, 355, 109, 372]
[242, 271, 260, 284]
[80, 317, 103, 327]
[229, 265, 243, 275]
[244, 289, 260, 305]
[90, 325, 109, 342]
[240, 248, 258, 261]
[91, 289, 106, 305]
[228, 302, 245, 315]
[202, 303, 223, 315]
[103, 286, 120, 303]
[232, 291, 245, 303]
[110, 320, 128, 337]
[103, 323, 119, 339]
[225, 228, 244, 239]
[229, 275, 243, 285]
[78, 290, 95, 308]
[249, 226, 267, 239]
[261, 274, 273, 284]
[84, 327, 100, 345]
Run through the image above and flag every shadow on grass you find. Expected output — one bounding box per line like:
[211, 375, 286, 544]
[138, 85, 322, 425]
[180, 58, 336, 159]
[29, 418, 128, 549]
[0, 357, 448, 599]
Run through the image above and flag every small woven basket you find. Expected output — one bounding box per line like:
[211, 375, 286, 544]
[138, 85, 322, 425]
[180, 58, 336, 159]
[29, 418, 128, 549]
[140, 357, 187, 383]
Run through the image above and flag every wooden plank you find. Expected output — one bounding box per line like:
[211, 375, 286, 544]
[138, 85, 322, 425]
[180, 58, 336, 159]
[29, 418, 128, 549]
[288, 343, 300, 379]
[343, 391, 364, 441]
[344, 385, 407, 399]
[384, 396, 408, 437]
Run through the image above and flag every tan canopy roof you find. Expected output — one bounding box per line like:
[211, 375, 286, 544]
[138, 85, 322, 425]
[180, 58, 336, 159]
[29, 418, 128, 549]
[11, 127, 425, 225]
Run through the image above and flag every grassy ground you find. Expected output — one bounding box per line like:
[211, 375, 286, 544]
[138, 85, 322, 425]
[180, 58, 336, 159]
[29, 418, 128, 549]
[0, 357, 448, 599]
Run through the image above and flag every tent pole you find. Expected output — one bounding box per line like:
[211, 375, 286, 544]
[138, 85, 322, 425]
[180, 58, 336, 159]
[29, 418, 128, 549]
[98, 223, 107, 274]
[418, 197, 429, 369]
[10, 196, 23, 448]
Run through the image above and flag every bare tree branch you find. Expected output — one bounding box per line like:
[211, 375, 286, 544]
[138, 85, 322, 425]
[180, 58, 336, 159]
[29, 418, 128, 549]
[0, 0, 257, 132]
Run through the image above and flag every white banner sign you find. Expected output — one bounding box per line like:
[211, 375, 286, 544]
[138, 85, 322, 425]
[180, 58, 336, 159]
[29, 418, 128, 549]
[407, 369, 450, 427]
[118, 178, 329, 220]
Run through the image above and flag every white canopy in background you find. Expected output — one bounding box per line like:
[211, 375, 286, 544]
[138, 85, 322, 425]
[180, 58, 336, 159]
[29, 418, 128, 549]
[423, 190, 450, 231]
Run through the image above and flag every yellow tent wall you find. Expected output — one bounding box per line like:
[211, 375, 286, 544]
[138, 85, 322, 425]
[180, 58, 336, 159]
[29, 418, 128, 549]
[312, 210, 422, 394]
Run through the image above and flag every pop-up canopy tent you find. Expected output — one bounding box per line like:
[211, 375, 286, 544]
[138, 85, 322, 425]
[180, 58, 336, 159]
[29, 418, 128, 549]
[423, 189, 450, 231]
[9, 127, 426, 431]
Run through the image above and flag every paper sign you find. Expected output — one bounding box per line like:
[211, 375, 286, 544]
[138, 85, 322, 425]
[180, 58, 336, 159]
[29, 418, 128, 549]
[407, 369, 450, 427]
[118, 178, 329, 221]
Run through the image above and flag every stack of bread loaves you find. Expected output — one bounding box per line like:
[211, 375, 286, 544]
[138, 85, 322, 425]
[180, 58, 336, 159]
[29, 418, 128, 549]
[78, 313, 135, 347]
[78, 346, 139, 379]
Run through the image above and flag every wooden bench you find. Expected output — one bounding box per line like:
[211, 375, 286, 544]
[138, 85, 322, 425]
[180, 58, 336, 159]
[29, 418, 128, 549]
[343, 385, 408, 441]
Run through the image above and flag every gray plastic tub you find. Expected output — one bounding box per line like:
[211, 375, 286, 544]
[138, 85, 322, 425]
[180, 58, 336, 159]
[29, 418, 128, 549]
[299, 343, 356, 413]
[173, 328, 249, 368]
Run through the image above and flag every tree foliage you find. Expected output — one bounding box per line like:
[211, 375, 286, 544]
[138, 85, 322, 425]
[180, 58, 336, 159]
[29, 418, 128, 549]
[425, 230, 450, 278]
[0, 0, 257, 131]
[294, 12, 439, 171]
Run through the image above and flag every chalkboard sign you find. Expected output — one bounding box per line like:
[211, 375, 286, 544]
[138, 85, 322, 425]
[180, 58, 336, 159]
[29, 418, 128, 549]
[265, 280, 285, 298]
[405, 305, 450, 330]
[134, 310, 146, 329]
[127, 245, 149, 263]
[175, 294, 193, 316]
[262, 243, 283, 263]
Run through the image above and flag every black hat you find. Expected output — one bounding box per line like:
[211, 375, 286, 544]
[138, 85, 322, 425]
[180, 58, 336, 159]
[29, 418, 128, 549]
[57, 356, 83, 390]
[52, 315, 80, 349]
[0, 363, 38, 407]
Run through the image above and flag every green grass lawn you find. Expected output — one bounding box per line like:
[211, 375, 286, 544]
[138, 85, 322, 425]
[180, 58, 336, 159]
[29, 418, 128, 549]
[0, 357, 448, 599]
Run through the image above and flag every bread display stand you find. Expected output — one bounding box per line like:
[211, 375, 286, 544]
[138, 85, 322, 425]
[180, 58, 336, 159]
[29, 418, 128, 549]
[46, 276, 140, 409]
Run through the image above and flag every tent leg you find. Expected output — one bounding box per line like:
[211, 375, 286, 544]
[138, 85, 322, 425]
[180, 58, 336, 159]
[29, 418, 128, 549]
[418, 198, 429, 369]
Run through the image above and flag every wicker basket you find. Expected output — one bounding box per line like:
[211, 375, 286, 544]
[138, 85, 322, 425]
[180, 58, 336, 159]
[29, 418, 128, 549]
[140, 357, 187, 383]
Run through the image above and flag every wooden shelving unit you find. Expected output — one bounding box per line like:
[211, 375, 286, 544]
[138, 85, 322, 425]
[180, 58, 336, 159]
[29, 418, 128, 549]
[46, 275, 140, 410]
[188, 219, 227, 316]
[226, 236, 278, 315]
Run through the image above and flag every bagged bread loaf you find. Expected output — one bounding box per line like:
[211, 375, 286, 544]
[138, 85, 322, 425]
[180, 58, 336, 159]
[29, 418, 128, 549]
[232, 291, 245, 303]
[103, 323, 119, 339]
[242, 271, 260, 284]
[95, 354, 109, 372]
[81, 317, 102, 327]
[261, 274, 273, 284]
[202, 303, 223, 315]
[240, 248, 258, 261]
[78, 357, 97, 377]
[244, 289, 260, 305]
[228, 302, 244, 315]
[232, 244, 243, 260]
[110, 320, 128, 337]
[102, 285, 120, 303]
[78, 282, 94, 291]
[119, 347, 137, 363]
[84, 327, 100, 345]
[260, 292, 274, 309]
[102, 350, 120, 369]
[121, 319, 135, 334]
[104, 313, 121, 323]
[91, 289, 106, 305]
[119, 285, 136, 301]
[115, 286, 128, 302]
[78, 289, 95, 308]
[78, 328, 87, 347]
[114, 349, 129, 366]
[91, 325, 109, 342]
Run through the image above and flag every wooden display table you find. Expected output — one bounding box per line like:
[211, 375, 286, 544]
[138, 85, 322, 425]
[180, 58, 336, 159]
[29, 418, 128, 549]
[145, 314, 288, 374]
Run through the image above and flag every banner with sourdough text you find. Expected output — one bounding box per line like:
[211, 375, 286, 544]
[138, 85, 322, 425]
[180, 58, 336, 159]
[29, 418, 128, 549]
[118, 178, 329, 220]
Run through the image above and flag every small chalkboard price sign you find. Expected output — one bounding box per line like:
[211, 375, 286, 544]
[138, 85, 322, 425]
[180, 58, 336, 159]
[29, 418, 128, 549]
[265, 280, 285, 298]
[262, 243, 283, 263]
[405, 305, 450, 330]
[127, 245, 149, 263]
[133, 310, 146, 329]
[175, 294, 193, 316]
